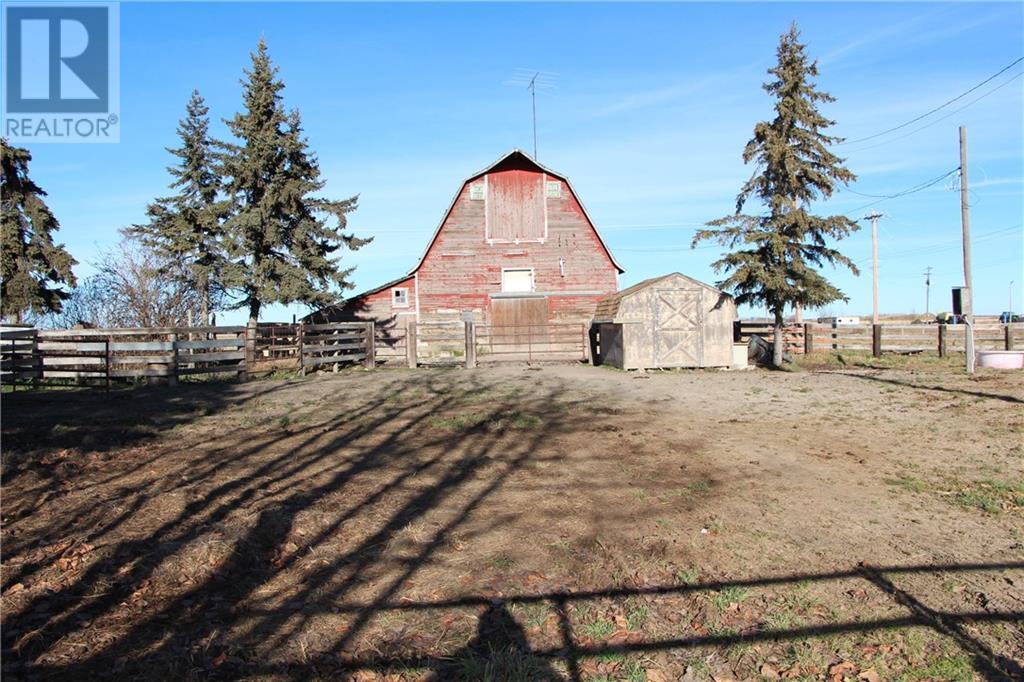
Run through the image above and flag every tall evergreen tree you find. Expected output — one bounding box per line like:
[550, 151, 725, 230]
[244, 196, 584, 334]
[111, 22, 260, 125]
[221, 39, 368, 326]
[693, 23, 859, 367]
[129, 90, 227, 325]
[1, 140, 77, 323]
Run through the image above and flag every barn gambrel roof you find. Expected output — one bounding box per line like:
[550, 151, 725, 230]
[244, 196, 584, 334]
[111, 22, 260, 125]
[408, 149, 625, 275]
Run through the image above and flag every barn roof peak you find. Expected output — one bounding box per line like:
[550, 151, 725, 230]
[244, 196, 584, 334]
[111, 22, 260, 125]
[465, 148, 568, 183]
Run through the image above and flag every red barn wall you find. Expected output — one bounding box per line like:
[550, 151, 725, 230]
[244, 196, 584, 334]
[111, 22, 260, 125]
[416, 169, 618, 325]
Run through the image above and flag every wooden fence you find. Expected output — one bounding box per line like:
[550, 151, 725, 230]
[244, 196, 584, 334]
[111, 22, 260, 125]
[736, 320, 1022, 357]
[1, 321, 374, 390]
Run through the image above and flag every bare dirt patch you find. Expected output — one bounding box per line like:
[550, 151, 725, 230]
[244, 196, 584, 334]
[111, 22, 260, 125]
[2, 362, 1022, 680]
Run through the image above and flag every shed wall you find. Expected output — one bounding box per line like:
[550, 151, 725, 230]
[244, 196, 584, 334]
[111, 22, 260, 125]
[601, 273, 736, 368]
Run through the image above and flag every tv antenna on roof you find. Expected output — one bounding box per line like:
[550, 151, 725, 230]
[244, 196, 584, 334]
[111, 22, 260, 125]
[505, 69, 557, 159]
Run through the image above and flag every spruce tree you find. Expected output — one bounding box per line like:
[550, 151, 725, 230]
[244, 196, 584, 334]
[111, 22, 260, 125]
[1, 140, 77, 323]
[693, 23, 859, 367]
[129, 90, 227, 325]
[221, 39, 368, 326]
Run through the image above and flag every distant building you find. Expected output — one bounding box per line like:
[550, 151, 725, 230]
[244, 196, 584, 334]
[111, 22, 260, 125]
[817, 316, 861, 326]
[307, 150, 623, 331]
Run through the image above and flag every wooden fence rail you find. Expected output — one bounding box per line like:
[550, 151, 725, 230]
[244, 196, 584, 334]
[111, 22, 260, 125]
[1, 321, 375, 390]
[736, 321, 1023, 357]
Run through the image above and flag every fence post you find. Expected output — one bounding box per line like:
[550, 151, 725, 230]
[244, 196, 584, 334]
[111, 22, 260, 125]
[872, 324, 882, 358]
[938, 324, 947, 358]
[242, 321, 256, 380]
[168, 333, 179, 387]
[103, 337, 111, 392]
[1005, 325, 1014, 351]
[297, 321, 306, 376]
[464, 320, 476, 369]
[406, 321, 417, 368]
[803, 323, 814, 355]
[364, 321, 376, 369]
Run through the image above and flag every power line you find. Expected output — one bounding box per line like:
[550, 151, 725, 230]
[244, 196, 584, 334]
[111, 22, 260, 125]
[838, 56, 1023, 146]
[843, 167, 961, 216]
[841, 71, 1023, 154]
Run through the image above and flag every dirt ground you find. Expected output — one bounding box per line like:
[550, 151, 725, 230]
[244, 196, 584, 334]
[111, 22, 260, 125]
[2, 356, 1022, 681]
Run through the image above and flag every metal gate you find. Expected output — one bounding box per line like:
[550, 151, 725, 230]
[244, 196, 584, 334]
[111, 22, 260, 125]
[654, 288, 703, 367]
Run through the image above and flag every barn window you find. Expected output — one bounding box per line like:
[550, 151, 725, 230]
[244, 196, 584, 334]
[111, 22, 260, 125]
[486, 170, 545, 242]
[469, 182, 485, 200]
[545, 180, 561, 198]
[501, 268, 534, 293]
[392, 288, 409, 308]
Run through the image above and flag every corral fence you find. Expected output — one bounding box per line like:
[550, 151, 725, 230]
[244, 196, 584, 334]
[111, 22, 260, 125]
[0, 321, 375, 391]
[735, 319, 1022, 358]
[1, 318, 590, 389]
[390, 320, 589, 368]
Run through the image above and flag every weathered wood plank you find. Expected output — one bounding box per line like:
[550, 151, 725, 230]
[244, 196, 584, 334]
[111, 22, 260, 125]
[177, 364, 245, 376]
[176, 350, 244, 363]
[301, 353, 365, 366]
[177, 338, 244, 349]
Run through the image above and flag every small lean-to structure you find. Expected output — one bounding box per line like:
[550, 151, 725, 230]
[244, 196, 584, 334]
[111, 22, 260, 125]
[592, 273, 736, 369]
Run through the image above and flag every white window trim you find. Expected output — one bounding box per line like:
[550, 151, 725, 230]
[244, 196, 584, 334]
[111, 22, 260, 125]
[392, 287, 410, 308]
[501, 267, 535, 294]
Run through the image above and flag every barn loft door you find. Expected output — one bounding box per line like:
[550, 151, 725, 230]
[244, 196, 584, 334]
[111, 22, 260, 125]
[653, 288, 703, 367]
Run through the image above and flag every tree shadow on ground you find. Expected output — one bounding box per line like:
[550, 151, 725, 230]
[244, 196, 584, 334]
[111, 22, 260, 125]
[1, 372, 1020, 681]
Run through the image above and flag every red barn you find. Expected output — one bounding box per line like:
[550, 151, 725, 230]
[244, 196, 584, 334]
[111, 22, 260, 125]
[310, 150, 623, 330]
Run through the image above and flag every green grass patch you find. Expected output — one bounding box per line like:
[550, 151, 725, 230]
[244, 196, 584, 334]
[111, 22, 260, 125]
[489, 554, 515, 570]
[579, 619, 615, 640]
[711, 586, 749, 611]
[896, 655, 973, 682]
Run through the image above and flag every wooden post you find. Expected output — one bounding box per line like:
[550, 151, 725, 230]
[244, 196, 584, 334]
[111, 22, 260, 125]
[364, 321, 376, 369]
[464, 320, 476, 369]
[581, 323, 589, 363]
[168, 333, 179, 387]
[938, 324, 947, 358]
[297, 321, 306, 376]
[1005, 325, 1014, 351]
[803, 323, 814, 355]
[872, 324, 882, 358]
[104, 338, 111, 392]
[30, 330, 39, 390]
[242, 321, 256, 380]
[406, 321, 417, 369]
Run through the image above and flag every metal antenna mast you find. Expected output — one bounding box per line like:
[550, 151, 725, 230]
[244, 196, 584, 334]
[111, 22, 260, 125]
[527, 73, 537, 158]
[505, 69, 557, 159]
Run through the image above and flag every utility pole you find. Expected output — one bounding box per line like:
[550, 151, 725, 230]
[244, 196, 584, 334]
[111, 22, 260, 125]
[924, 266, 933, 315]
[959, 126, 975, 374]
[864, 211, 883, 325]
[959, 127, 973, 320]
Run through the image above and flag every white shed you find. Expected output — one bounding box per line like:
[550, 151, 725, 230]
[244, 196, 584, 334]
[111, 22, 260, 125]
[592, 273, 736, 369]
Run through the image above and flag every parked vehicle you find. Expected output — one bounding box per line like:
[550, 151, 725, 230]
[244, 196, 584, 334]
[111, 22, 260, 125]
[999, 311, 1021, 323]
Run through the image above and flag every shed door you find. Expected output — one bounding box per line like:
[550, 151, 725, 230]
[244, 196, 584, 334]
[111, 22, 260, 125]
[653, 288, 703, 367]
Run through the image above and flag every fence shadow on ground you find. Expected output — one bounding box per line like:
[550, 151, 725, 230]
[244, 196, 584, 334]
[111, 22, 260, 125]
[826, 370, 1024, 405]
[1, 373, 1021, 681]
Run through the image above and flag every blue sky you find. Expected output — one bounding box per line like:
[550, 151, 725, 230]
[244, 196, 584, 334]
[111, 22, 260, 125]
[20, 1, 1024, 323]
